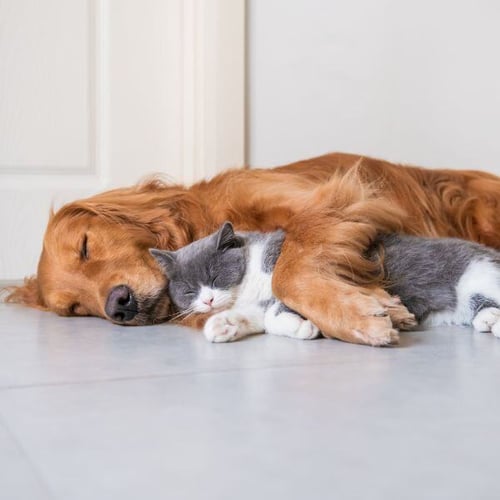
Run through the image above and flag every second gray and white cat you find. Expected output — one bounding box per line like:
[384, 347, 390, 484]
[151, 222, 500, 342]
[380, 233, 500, 334]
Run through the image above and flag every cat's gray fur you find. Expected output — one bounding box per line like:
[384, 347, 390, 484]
[378, 234, 500, 323]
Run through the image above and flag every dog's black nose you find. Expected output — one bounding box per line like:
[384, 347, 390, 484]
[105, 285, 138, 323]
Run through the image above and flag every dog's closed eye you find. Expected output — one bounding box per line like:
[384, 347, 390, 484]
[80, 234, 89, 260]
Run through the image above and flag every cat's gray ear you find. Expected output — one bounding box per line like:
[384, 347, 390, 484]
[149, 248, 177, 275]
[215, 222, 242, 252]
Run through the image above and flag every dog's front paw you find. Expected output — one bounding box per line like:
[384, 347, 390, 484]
[204, 311, 245, 343]
[351, 324, 400, 346]
[374, 293, 417, 331]
[349, 294, 400, 346]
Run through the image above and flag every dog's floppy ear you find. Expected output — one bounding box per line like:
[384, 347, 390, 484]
[2, 276, 46, 310]
[215, 222, 243, 252]
[149, 248, 177, 276]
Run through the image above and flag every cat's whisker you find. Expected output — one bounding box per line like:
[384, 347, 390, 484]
[168, 305, 198, 321]
[170, 310, 194, 321]
[182, 309, 198, 321]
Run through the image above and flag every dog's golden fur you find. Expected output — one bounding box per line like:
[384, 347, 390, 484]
[6, 152, 500, 345]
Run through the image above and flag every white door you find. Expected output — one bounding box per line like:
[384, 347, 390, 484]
[0, 0, 245, 280]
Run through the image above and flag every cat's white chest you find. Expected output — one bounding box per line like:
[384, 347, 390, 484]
[234, 243, 273, 306]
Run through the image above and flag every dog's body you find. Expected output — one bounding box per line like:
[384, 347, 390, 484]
[7, 152, 500, 346]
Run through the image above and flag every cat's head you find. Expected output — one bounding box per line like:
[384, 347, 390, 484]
[150, 222, 246, 314]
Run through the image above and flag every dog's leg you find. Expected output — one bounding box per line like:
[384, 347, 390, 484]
[273, 274, 399, 346]
[272, 240, 415, 347]
[370, 289, 417, 330]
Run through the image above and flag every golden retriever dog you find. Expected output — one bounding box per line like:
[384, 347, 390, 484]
[6, 152, 500, 346]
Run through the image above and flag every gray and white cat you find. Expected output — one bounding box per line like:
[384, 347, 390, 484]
[151, 223, 500, 343]
[150, 222, 320, 342]
[379, 234, 500, 335]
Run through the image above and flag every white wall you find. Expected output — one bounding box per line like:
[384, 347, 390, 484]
[248, 0, 500, 172]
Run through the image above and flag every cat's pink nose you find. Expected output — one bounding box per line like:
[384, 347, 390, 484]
[203, 297, 214, 306]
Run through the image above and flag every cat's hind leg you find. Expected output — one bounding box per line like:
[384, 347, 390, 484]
[264, 302, 321, 340]
[470, 291, 500, 338]
[472, 307, 500, 337]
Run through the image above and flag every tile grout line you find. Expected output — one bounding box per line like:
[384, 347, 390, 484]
[0, 412, 55, 500]
[0, 356, 368, 392]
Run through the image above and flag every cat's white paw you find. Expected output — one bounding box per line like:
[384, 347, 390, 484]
[472, 307, 500, 333]
[265, 307, 321, 340]
[293, 319, 321, 340]
[492, 322, 500, 338]
[265, 309, 301, 337]
[204, 311, 246, 343]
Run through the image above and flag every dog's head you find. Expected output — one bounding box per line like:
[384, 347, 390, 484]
[5, 180, 207, 325]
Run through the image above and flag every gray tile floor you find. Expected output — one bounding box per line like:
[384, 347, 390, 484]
[1, 301, 500, 500]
